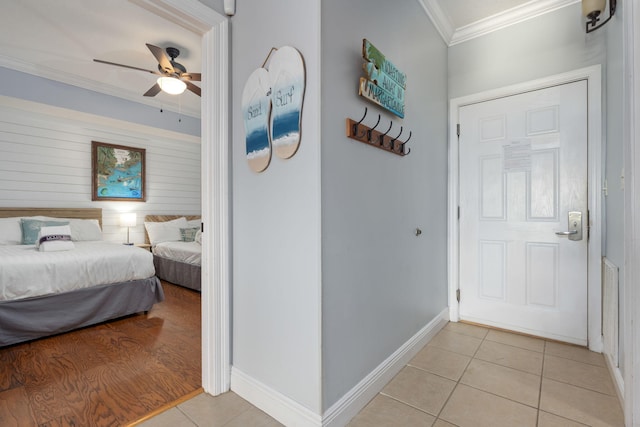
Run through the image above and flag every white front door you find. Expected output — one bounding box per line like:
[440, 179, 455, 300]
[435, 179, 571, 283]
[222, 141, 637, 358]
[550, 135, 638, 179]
[458, 80, 588, 345]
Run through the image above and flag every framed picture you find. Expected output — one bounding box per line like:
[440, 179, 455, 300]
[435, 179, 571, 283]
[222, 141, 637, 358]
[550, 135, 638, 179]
[91, 141, 146, 201]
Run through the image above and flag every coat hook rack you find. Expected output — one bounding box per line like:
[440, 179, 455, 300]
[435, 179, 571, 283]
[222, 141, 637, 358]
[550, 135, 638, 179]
[346, 107, 411, 156]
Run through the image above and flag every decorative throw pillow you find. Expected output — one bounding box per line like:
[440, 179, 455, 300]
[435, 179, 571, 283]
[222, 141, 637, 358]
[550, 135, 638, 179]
[180, 227, 199, 242]
[195, 230, 202, 244]
[36, 225, 75, 252]
[20, 219, 69, 245]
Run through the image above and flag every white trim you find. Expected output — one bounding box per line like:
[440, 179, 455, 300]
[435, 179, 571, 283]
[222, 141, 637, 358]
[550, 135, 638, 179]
[417, 0, 578, 47]
[322, 309, 449, 427]
[231, 368, 323, 427]
[143, 0, 230, 396]
[448, 65, 603, 352]
[604, 351, 625, 409]
[449, 0, 579, 46]
[201, 21, 231, 395]
[623, 0, 640, 424]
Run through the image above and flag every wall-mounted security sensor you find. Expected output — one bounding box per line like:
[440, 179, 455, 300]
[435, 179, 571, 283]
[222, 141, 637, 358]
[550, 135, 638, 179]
[224, 0, 235, 16]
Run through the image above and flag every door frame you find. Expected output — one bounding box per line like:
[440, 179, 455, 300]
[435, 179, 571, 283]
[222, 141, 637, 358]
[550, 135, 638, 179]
[448, 65, 603, 352]
[138, 0, 231, 394]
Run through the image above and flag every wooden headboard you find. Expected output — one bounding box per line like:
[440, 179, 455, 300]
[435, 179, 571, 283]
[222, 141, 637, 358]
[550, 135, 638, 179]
[0, 208, 103, 227]
[144, 215, 201, 244]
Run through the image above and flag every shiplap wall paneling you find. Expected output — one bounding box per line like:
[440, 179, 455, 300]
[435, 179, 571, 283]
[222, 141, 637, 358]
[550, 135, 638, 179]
[0, 99, 201, 244]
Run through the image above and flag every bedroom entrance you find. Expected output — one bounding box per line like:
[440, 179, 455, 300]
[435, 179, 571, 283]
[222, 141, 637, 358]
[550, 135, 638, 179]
[448, 66, 603, 350]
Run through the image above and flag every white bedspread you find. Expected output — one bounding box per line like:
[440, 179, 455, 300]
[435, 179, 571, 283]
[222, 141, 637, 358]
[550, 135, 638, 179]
[0, 241, 156, 302]
[153, 241, 201, 266]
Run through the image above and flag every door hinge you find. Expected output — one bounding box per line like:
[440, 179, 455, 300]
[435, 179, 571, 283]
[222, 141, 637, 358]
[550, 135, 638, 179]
[456, 124, 460, 138]
[587, 210, 590, 240]
[456, 289, 461, 302]
[458, 206, 460, 220]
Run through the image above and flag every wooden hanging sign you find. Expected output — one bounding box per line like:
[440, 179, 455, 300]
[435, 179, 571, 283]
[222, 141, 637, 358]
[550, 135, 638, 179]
[360, 39, 406, 118]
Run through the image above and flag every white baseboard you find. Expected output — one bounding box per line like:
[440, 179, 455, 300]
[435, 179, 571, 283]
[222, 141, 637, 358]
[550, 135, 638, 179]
[231, 367, 323, 427]
[231, 308, 449, 427]
[322, 308, 449, 426]
[604, 352, 625, 409]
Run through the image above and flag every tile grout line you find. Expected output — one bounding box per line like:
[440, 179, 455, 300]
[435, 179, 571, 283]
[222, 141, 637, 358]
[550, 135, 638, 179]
[437, 328, 555, 415]
[536, 340, 547, 426]
[429, 328, 489, 424]
[175, 406, 199, 427]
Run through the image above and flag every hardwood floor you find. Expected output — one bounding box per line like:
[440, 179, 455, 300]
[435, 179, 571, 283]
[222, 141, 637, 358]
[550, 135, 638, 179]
[0, 281, 201, 427]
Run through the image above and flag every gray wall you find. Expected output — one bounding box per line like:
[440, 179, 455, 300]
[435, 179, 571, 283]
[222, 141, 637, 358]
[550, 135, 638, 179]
[321, 0, 449, 410]
[231, 0, 322, 413]
[197, 0, 225, 16]
[0, 67, 200, 137]
[448, 4, 605, 99]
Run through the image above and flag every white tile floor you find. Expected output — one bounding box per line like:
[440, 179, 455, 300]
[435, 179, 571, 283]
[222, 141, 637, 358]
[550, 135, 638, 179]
[137, 322, 624, 427]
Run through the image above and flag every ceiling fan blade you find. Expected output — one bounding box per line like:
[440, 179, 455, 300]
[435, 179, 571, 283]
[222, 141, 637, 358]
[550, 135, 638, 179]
[185, 81, 201, 97]
[143, 83, 162, 97]
[183, 72, 201, 82]
[146, 43, 175, 74]
[93, 59, 159, 75]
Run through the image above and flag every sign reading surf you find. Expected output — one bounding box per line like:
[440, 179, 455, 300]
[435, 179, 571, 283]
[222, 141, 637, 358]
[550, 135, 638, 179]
[359, 39, 406, 119]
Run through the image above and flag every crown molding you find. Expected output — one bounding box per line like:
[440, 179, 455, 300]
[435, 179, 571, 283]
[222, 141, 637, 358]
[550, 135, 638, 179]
[418, 0, 580, 46]
[450, 0, 580, 45]
[130, 0, 225, 34]
[0, 54, 201, 118]
[417, 0, 454, 44]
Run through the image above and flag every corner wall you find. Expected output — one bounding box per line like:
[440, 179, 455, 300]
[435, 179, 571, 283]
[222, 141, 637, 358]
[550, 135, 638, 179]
[320, 0, 449, 411]
[230, 0, 322, 416]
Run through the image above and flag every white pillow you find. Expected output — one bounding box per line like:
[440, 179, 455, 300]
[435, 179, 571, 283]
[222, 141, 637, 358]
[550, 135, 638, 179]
[69, 219, 103, 241]
[144, 217, 188, 246]
[0, 217, 23, 245]
[195, 229, 202, 244]
[37, 225, 75, 252]
[186, 219, 201, 228]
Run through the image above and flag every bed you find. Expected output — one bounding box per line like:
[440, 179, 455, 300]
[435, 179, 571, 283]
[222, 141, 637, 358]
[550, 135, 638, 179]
[144, 215, 201, 291]
[0, 208, 164, 346]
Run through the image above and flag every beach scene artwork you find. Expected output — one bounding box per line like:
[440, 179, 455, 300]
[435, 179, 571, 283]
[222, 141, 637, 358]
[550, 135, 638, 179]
[268, 46, 305, 159]
[92, 141, 145, 201]
[242, 67, 272, 173]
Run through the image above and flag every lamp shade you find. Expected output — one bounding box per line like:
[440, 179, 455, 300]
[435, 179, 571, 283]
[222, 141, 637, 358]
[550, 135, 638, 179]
[157, 76, 187, 95]
[120, 212, 137, 228]
[582, 0, 606, 17]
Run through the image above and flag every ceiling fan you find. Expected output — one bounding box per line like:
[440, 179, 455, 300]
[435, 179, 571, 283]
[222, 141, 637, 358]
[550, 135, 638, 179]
[94, 44, 201, 97]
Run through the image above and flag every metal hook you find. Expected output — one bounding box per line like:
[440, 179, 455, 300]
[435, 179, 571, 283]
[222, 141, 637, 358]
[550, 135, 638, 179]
[399, 131, 412, 154]
[367, 115, 381, 141]
[353, 107, 368, 136]
[388, 126, 403, 148]
[378, 121, 393, 146]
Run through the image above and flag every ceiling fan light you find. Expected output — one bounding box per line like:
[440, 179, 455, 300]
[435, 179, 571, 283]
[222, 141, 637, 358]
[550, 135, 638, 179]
[157, 76, 186, 95]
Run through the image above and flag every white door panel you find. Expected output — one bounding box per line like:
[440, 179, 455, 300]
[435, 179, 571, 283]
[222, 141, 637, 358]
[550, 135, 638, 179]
[458, 81, 588, 344]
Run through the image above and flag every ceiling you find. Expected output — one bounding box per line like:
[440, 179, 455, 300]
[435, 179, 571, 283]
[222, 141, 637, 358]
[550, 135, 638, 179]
[0, 0, 579, 120]
[0, 0, 203, 117]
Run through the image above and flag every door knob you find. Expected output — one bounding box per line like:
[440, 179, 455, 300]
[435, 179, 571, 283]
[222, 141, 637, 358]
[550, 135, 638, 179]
[555, 211, 582, 241]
